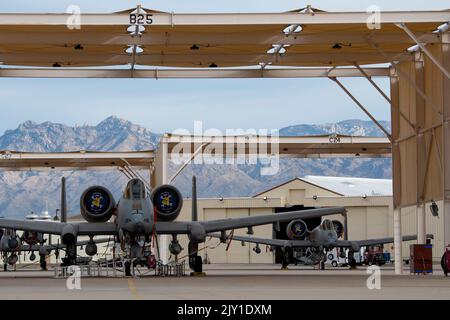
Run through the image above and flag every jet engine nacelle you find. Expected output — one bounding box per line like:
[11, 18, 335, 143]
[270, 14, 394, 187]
[286, 219, 308, 240]
[61, 224, 77, 245]
[332, 220, 344, 239]
[151, 185, 183, 222]
[80, 186, 116, 222]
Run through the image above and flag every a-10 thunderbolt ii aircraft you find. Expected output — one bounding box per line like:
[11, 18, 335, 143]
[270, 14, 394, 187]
[210, 219, 430, 269]
[0, 227, 110, 271]
[0, 176, 346, 276]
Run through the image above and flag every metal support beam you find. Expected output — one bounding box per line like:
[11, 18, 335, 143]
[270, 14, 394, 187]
[442, 34, 450, 248]
[160, 140, 169, 264]
[393, 208, 403, 274]
[354, 62, 416, 131]
[417, 203, 426, 244]
[390, 67, 403, 275]
[0, 67, 390, 79]
[329, 77, 392, 141]
[354, 63, 391, 104]
[0, 31, 440, 46]
[396, 23, 450, 80]
[414, 51, 427, 244]
[0, 11, 448, 26]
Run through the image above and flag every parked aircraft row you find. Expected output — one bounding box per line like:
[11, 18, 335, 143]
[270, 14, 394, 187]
[0, 176, 425, 275]
[210, 220, 428, 269]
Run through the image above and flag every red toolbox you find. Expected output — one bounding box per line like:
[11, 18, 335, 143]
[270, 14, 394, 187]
[441, 244, 450, 276]
[410, 244, 433, 274]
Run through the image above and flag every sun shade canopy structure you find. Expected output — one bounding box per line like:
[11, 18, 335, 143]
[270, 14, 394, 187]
[0, 150, 155, 171]
[0, 6, 450, 275]
[162, 134, 391, 158]
[0, 6, 448, 74]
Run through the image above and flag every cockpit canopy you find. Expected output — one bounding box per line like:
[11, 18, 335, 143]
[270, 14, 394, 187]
[124, 179, 147, 200]
[320, 219, 335, 231]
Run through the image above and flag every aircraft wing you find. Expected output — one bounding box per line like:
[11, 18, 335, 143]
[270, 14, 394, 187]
[333, 234, 430, 250]
[155, 207, 345, 235]
[200, 207, 346, 233]
[14, 237, 113, 252]
[0, 219, 117, 236]
[0, 219, 64, 234]
[77, 223, 117, 236]
[208, 233, 312, 248]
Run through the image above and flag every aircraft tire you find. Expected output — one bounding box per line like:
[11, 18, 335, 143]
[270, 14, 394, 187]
[349, 258, 357, 269]
[124, 261, 131, 277]
[441, 254, 448, 276]
[281, 252, 289, 269]
[3, 263, 6, 272]
[193, 256, 203, 273]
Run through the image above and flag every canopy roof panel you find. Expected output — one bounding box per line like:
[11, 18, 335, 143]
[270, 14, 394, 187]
[162, 134, 392, 158]
[0, 150, 155, 171]
[0, 8, 448, 69]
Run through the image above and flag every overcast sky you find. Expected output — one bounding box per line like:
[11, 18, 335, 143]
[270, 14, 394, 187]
[0, 1, 448, 135]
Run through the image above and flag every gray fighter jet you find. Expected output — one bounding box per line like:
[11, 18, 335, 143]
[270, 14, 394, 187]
[0, 176, 346, 276]
[210, 219, 429, 269]
[0, 226, 111, 271]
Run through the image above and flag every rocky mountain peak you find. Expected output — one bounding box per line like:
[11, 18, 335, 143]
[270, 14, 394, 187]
[97, 115, 132, 130]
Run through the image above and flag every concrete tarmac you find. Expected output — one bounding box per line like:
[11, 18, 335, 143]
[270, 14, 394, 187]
[0, 264, 449, 300]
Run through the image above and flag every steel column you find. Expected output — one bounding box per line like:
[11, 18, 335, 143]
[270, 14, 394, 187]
[160, 140, 169, 264]
[390, 67, 403, 274]
[443, 34, 450, 248]
[394, 208, 403, 274]
[415, 51, 427, 244]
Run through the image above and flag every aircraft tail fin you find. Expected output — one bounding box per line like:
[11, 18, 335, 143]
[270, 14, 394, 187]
[61, 177, 67, 223]
[192, 176, 198, 222]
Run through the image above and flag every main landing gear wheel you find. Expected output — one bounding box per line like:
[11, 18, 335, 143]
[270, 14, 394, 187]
[441, 254, 448, 276]
[348, 250, 357, 269]
[189, 242, 204, 276]
[3, 263, 6, 272]
[349, 258, 357, 269]
[124, 261, 132, 277]
[39, 254, 47, 271]
[320, 261, 325, 270]
[193, 256, 203, 273]
[281, 251, 290, 270]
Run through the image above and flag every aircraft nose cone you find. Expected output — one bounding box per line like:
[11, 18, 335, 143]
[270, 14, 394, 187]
[134, 222, 145, 234]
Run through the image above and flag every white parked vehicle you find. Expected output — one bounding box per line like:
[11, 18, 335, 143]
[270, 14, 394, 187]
[325, 248, 364, 267]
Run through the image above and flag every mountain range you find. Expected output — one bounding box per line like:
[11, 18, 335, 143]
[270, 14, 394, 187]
[0, 117, 391, 218]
